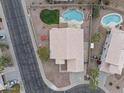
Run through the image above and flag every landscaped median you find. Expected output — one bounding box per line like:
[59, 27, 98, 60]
[40, 9, 59, 25]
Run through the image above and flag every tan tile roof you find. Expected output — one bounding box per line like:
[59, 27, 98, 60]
[100, 28, 124, 74]
[50, 28, 84, 72]
[106, 29, 124, 65]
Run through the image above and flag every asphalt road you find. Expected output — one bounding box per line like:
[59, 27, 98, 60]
[1, 0, 105, 93]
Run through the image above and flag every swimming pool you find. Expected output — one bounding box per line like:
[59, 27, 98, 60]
[63, 9, 84, 22]
[101, 13, 123, 27]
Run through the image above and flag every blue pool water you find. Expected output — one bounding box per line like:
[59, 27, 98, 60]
[63, 9, 84, 21]
[102, 14, 121, 25]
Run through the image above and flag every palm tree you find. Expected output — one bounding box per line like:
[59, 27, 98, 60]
[89, 68, 99, 89]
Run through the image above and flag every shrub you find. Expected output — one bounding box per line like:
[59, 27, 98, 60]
[40, 9, 59, 25]
[91, 32, 101, 43]
[89, 68, 99, 89]
[37, 47, 49, 61]
[102, 0, 110, 5]
[3, 84, 20, 93]
[92, 5, 100, 18]
[90, 0, 102, 4]
[109, 82, 113, 86]
[46, 0, 52, 4]
[0, 18, 2, 22]
[0, 43, 9, 49]
[90, 0, 99, 4]
[0, 56, 10, 71]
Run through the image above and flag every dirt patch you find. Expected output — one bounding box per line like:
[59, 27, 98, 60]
[42, 60, 70, 88]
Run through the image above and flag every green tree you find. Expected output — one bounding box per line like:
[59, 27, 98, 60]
[91, 32, 101, 43]
[46, 0, 52, 4]
[102, 0, 110, 5]
[92, 5, 100, 18]
[0, 56, 9, 71]
[40, 9, 59, 25]
[37, 47, 49, 61]
[89, 68, 99, 89]
[0, 18, 2, 22]
[90, 0, 101, 4]
[3, 84, 20, 93]
[0, 43, 9, 49]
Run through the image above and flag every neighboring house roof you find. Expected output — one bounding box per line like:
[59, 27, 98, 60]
[50, 28, 84, 72]
[106, 30, 124, 65]
[100, 28, 124, 74]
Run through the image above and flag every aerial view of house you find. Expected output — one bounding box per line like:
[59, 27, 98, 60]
[0, 0, 124, 93]
[50, 28, 84, 72]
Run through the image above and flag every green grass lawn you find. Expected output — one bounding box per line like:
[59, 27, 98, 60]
[37, 47, 49, 61]
[3, 84, 20, 93]
[40, 9, 59, 25]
